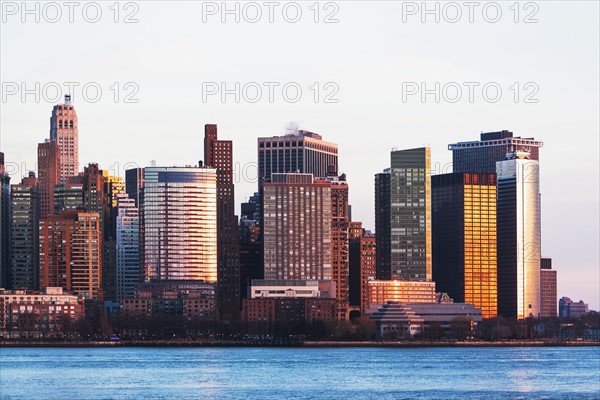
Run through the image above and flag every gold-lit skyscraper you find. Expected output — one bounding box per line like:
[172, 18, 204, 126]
[432, 172, 498, 319]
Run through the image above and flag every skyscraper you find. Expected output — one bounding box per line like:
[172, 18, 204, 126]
[449, 130, 543, 173]
[329, 175, 350, 320]
[540, 257, 557, 318]
[497, 151, 541, 319]
[258, 129, 338, 181]
[39, 211, 103, 299]
[125, 167, 144, 208]
[204, 124, 241, 319]
[263, 173, 332, 281]
[141, 166, 217, 282]
[390, 147, 432, 281]
[49, 95, 79, 181]
[0, 152, 11, 288]
[432, 172, 498, 319]
[10, 173, 39, 290]
[374, 170, 391, 280]
[115, 194, 140, 300]
[37, 140, 60, 219]
[239, 192, 263, 299]
[53, 183, 84, 214]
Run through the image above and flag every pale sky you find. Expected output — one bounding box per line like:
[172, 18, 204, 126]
[1, 1, 598, 310]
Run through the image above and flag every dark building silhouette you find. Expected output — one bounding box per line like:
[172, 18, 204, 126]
[204, 124, 241, 320]
[0, 153, 11, 288]
[374, 170, 391, 280]
[125, 168, 144, 209]
[239, 193, 262, 299]
[37, 140, 60, 219]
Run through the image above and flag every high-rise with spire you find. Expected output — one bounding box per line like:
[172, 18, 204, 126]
[50, 95, 79, 181]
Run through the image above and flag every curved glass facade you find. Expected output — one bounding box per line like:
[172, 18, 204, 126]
[142, 167, 217, 282]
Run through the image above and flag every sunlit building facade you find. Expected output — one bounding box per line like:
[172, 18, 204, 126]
[141, 166, 217, 282]
[263, 173, 332, 281]
[367, 280, 436, 312]
[497, 152, 541, 319]
[432, 172, 497, 319]
[49, 95, 79, 181]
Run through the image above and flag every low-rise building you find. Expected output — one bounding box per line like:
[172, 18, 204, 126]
[249, 279, 335, 299]
[367, 280, 436, 312]
[559, 297, 589, 319]
[0, 287, 84, 339]
[369, 301, 424, 339]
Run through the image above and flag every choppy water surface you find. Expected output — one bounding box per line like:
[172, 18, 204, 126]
[1, 346, 599, 399]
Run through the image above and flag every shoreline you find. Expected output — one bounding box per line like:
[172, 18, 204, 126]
[1, 340, 598, 348]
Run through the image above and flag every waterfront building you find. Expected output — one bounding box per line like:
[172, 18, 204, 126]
[540, 257, 557, 318]
[262, 173, 332, 281]
[249, 279, 336, 299]
[141, 166, 217, 282]
[10, 173, 39, 290]
[369, 301, 424, 339]
[49, 95, 79, 181]
[497, 151, 541, 319]
[0, 287, 85, 339]
[432, 172, 498, 319]
[449, 130, 543, 173]
[367, 280, 436, 312]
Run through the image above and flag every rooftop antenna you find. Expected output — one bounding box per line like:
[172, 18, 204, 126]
[150, 160, 157, 167]
[285, 121, 299, 136]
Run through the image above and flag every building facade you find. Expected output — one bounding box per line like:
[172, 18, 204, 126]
[367, 280, 436, 312]
[116, 194, 140, 301]
[10, 173, 39, 290]
[374, 170, 391, 280]
[449, 130, 543, 173]
[497, 152, 541, 319]
[349, 222, 377, 315]
[263, 173, 332, 281]
[329, 176, 350, 319]
[540, 257, 557, 318]
[559, 297, 589, 319]
[39, 211, 103, 299]
[390, 147, 432, 281]
[432, 172, 498, 319]
[49, 95, 79, 181]
[125, 167, 144, 208]
[37, 140, 60, 219]
[141, 166, 217, 282]
[258, 129, 338, 181]
[0, 153, 10, 289]
[204, 124, 241, 319]
[0, 287, 85, 339]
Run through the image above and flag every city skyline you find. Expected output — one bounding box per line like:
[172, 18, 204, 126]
[1, 2, 598, 311]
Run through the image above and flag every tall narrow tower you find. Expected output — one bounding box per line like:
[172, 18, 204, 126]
[204, 124, 241, 320]
[37, 140, 61, 219]
[50, 94, 79, 181]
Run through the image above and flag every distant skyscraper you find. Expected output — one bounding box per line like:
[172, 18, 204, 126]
[329, 175, 350, 320]
[559, 297, 589, 319]
[497, 151, 541, 319]
[39, 211, 103, 299]
[204, 124, 241, 319]
[263, 173, 332, 281]
[49, 95, 79, 180]
[432, 172, 498, 319]
[374, 170, 391, 280]
[141, 166, 217, 282]
[239, 192, 262, 299]
[37, 140, 60, 219]
[540, 257, 557, 318]
[449, 130, 543, 173]
[115, 194, 140, 300]
[390, 147, 432, 281]
[0, 153, 11, 288]
[125, 168, 144, 208]
[258, 129, 338, 180]
[10, 173, 39, 290]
